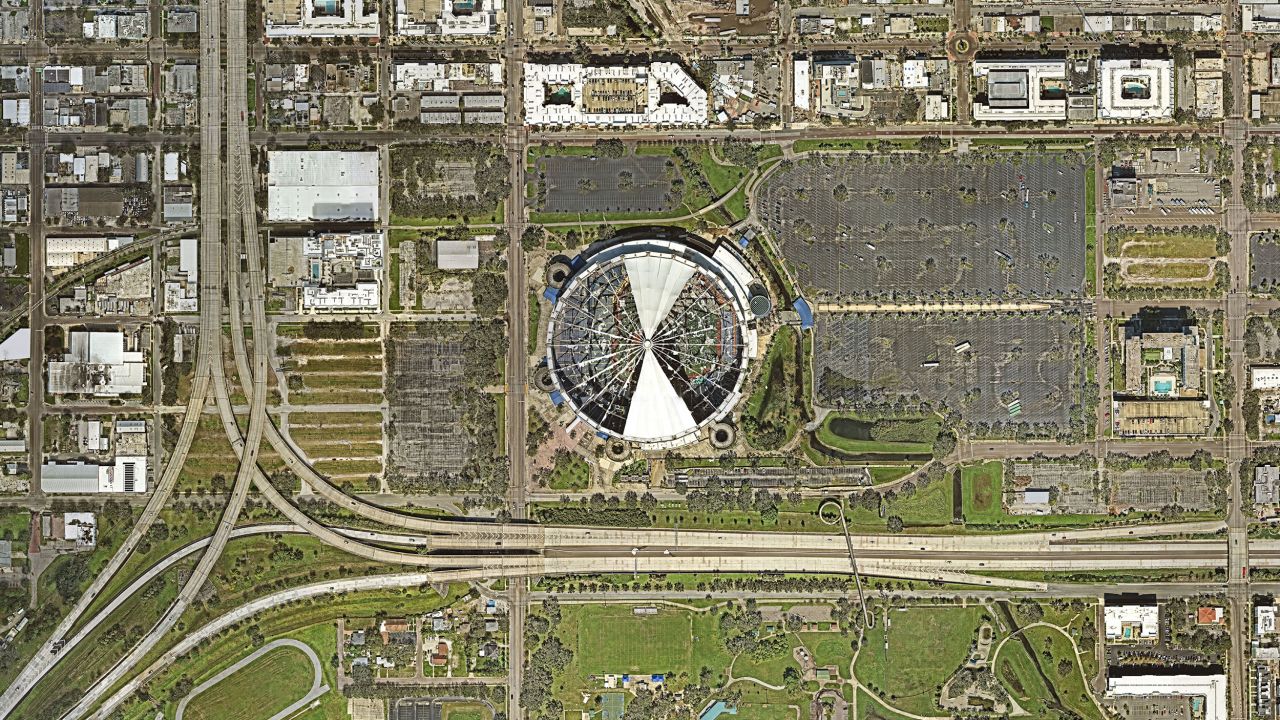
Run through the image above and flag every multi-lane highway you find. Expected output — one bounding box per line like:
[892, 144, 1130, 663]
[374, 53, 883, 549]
[7, 5, 1279, 720]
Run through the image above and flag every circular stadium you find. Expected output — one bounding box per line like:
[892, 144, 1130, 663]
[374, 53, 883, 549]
[545, 234, 762, 448]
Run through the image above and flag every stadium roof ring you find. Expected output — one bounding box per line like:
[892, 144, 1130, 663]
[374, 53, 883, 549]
[545, 232, 763, 449]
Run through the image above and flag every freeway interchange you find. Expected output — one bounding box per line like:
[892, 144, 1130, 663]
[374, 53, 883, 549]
[0, 1, 1276, 719]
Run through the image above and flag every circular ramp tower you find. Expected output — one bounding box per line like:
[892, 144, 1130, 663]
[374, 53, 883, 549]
[545, 235, 761, 449]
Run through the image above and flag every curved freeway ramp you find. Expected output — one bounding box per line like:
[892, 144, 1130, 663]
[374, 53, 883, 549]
[173, 638, 328, 720]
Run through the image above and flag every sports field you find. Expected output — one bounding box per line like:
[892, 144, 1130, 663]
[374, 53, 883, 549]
[555, 603, 733, 701]
[575, 606, 693, 672]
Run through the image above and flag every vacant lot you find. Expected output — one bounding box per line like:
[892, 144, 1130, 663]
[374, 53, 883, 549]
[389, 141, 509, 223]
[178, 645, 317, 720]
[287, 411, 383, 490]
[759, 153, 1086, 299]
[960, 461, 1003, 524]
[815, 312, 1083, 432]
[278, 324, 384, 408]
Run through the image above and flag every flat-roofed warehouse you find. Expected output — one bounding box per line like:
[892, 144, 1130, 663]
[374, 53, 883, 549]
[266, 150, 379, 222]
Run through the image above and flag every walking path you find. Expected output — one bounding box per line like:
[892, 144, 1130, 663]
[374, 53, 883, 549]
[174, 638, 328, 720]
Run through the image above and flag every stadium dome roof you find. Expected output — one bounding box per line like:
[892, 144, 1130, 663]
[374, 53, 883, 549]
[546, 236, 760, 448]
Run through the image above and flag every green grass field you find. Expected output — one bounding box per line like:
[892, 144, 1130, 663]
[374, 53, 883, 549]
[853, 606, 986, 716]
[1117, 232, 1218, 259]
[856, 688, 920, 720]
[577, 608, 692, 671]
[960, 461, 1003, 524]
[732, 638, 798, 685]
[441, 703, 491, 720]
[1084, 163, 1096, 294]
[554, 604, 732, 703]
[182, 645, 318, 720]
[743, 327, 801, 450]
[1126, 261, 1213, 280]
[799, 632, 855, 677]
[0, 508, 29, 544]
[547, 452, 590, 490]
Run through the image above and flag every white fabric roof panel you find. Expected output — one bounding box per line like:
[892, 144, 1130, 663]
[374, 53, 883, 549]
[624, 254, 695, 337]
[624, 348, 698, 442]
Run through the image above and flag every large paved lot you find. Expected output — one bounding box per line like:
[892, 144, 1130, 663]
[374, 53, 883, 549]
[536, 154, 677, 214]
[758, 153, 1087, 299]
[814, 312, 1083, 429]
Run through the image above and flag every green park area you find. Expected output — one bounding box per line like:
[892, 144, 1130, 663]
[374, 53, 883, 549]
[181, 644, 318, 720]
[441, 703, 492, 720]
[994, 624, 1101, 720]
[554, 604, 729, 693]
[528, 600, 1102, 720]
[742, 327, 806, 451]
[545, 451, 590, 491]
[812, 413, 939, 457]
[854, 605, 986, 716]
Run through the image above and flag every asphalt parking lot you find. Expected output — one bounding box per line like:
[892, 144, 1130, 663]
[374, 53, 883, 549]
[814, 311, 1083, 430]
[758, 153, 1087, 299]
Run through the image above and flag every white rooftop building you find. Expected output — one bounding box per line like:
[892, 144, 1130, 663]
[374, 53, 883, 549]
[47, 330, 145, 396]
[46, 235, 135, 269]
[1106, 675, 1227, 720]
[266, 151, 379, 222]
[265, 0, 378, 37]
[1244, 1, 1280, 32]
[1254, 367, 1280, 391]
[546, 236, 761, 448]
[436, 238, 479, 270]
[397, 0, 500, 35]
[523, 63, 708, 127]
[2, 98, 29, 127]
[63, 512, 96, 546]
[972, 59, 1068, 121]
[1098, 58, 1174, 121]
[393, 62, 503, 92]
[41, 456, 147, 493]
[1260, 606, 1277, 636]
[164, 236, 199, 312]
[301, 232, 384, 311]
[1104, 603, 1159, 640]
[793, 59, 811, 111]
[0, 328, 29, 361]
